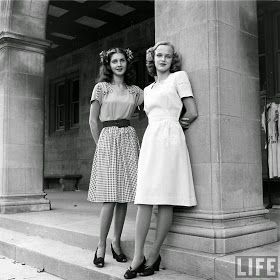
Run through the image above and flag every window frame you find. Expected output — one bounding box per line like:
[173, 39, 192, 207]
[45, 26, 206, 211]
[49, 71, 80, 135]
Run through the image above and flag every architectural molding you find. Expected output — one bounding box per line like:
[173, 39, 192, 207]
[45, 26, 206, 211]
[174, 208, 269, 220]
[0, 31, 50, 54]
[0, 196, 51, 214]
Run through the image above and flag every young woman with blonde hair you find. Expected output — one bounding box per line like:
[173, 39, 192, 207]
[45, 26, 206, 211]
[124, 41, 198, 279]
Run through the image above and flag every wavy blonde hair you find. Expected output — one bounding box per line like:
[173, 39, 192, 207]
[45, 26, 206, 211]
[146, 41, 181, 77]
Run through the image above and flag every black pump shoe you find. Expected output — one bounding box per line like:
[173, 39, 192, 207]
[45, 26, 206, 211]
[124, 257, 146, 279]
[93, 248, 105, 268]
[111, 244, 127, 262]
[139, 255, 161, 276]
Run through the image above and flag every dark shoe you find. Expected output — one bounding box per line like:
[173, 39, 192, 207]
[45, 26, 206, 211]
[153, 255, 161, 271]
[111, 244, 127, 262]
[124, 257, 146, 279]
[93, 248, 105, 268]
[139, 255, 161, 276]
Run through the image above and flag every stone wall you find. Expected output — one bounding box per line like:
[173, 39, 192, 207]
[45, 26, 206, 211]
[44, 18, 154, 190]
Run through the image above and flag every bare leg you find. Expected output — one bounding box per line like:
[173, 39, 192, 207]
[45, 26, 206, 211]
[112, 202, 128, 254]
[130, 204, 153, 269]
[97, 202, 116, 258]
[146, 205, 173, 266]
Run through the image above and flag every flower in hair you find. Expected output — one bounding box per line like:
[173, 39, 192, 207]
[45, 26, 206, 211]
[125, 48, 134, 62]
[99, 48, 134, 64]
[99, 50, 107, 64]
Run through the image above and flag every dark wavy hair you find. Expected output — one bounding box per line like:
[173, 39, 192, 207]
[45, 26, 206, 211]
[146, 41, 181, 77]
[96, 48, 135, 85]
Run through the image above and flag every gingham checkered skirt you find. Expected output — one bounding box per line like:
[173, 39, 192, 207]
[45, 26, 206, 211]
[87, 126, 140, 203]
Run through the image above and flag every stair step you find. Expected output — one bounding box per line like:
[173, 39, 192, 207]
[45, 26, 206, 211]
[0, 227, 204, 280]
[0, 214, 216, 279]
[0, 215, 101, 251]
[0, 214, 134, 260]
[0, 255, 64, 280]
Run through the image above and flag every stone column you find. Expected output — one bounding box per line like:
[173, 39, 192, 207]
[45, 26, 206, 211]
[148, 0, 277, 276]
[0, 31, 51, 213]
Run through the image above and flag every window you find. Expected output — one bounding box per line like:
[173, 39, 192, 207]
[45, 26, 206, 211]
[70, 78, 80, 127]
[55, 82, 66, 130]
[49, 72, 79, 133]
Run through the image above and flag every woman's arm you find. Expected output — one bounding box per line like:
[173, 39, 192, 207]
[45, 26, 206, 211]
[89, 100, 101, 144]
[180, 97, 198, 130]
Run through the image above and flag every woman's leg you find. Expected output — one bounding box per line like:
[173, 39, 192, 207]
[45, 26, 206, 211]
[130, 204, 153, 269]
[112, 202, 128, 253]
[146, 205, 173, 266]
[97, 202, 116, 257]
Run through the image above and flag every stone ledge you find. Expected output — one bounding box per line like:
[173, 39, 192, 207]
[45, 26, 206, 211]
[0, 196, 50, 214]
[0, 31, 50, 53]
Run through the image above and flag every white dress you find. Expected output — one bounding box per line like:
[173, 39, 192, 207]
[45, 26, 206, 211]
[135, 71, 197, 206]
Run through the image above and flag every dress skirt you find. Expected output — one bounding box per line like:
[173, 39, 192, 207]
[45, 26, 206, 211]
[88, 126, 139, 203]
[135, 118, 197, 206]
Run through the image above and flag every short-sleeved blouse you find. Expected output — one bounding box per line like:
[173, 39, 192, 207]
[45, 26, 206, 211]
[143, 71, 193, 121]
[90, 82, 143, 122]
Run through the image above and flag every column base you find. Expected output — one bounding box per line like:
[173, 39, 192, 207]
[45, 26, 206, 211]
[145, 242, 217, 279]
[0, 194, 51, 214]
[148, 208, 277, 254]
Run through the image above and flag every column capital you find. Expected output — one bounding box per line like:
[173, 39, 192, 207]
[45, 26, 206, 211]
[0, 31, 51, 54]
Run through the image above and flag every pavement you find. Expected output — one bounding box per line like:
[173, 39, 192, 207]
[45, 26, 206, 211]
[0, 255, 63, 280]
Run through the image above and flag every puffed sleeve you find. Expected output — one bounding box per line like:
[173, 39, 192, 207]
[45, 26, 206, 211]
[90, 83, 103, 104]
[136, 86, 144, 106]
[175, 71, 193, 98]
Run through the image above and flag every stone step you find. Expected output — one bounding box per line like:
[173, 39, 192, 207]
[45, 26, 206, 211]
[0, 227, 204, 280]
[0, 255, 64, 280]
[0, 216, 278, 280]
[0, 214, 216, 279]
[0, 214, 134, 258]
[0, 215, 102, 251]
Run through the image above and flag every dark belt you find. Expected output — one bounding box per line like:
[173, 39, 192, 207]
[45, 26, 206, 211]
[102, 119, 130, 128]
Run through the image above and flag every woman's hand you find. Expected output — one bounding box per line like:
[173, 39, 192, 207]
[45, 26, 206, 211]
[180, 97, 198, 130]
[179, 117, 191, 130]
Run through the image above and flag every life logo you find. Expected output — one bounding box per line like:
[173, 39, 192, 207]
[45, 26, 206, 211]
[235, 256, 278, 278]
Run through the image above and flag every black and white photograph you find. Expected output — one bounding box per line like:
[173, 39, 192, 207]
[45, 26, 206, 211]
[0, 0, 279, 279]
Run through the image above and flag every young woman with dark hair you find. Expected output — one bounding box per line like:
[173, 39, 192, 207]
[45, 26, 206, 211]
[96, 48, 135, 85]
[88, 47, 143, 268]
[124, 41, 198, 279]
